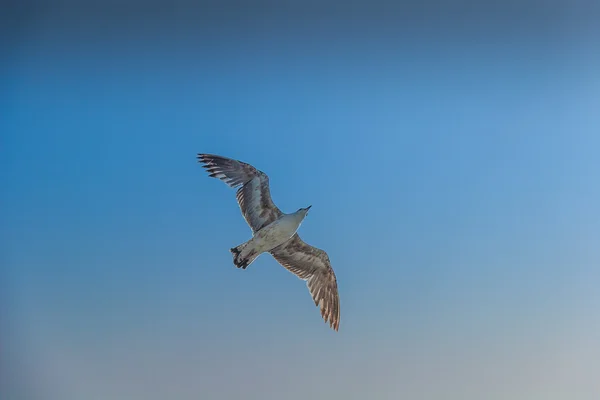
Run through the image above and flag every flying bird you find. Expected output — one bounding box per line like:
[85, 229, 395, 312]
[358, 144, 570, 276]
[197, 153, 340, 331]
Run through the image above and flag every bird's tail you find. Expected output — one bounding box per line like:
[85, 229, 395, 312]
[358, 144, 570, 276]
[230, 239, 260, 269]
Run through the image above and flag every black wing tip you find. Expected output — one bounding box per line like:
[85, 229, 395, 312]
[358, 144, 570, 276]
[197, 153, 220, 161]
[197, 154, 223, 169]
[197, 156, 211, 171]
[197, 154, 222, 180]
[197, 153, 239, 169]
[197, 153, 212, 162]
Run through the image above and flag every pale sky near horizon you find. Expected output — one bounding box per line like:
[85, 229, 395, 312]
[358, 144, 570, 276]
[3, 3, 600, 399]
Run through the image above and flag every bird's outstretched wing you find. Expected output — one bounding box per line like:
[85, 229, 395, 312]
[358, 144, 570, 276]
[270, 234, 340, 331]
[198, 154, 283, 232]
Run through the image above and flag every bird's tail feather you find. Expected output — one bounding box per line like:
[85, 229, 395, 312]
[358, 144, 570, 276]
[230, 240, 260, 269]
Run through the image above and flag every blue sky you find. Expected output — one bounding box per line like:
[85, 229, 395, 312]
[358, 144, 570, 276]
[2, 4, 600, 399]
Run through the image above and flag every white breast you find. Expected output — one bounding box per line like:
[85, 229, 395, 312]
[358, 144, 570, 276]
[254, 213, 303, 252]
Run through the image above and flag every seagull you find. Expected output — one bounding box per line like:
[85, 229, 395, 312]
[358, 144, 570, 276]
[197, 153, 340, 331]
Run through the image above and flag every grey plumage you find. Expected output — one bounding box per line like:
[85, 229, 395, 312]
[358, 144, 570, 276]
[198, 153, 341, 331]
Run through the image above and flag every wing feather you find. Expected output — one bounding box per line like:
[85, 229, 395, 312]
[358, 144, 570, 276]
[198, 154, 282, 232]
[270, 234, 340, 331]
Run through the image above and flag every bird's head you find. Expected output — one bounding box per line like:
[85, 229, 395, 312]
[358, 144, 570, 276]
[296, 205, 312, 218]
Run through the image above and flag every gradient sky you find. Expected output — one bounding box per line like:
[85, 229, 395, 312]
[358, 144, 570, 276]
[2, 2, 600, 400]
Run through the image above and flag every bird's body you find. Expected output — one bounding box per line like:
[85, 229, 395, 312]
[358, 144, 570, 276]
[197, 153, 340, 331]
[229, 211, 307, 269]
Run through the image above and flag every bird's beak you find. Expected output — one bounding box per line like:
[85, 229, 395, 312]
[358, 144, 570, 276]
[306, 205, 312, 211]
